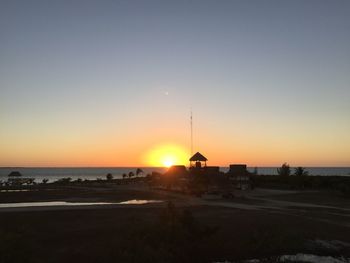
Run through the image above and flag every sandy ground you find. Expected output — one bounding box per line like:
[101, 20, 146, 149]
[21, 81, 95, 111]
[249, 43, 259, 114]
[1, 184, 349, 228]
[0, 183, 349, 262]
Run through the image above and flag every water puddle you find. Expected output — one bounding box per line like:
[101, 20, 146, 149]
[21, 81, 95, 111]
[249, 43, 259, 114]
[0, 189, 32, 192]
[118, 199, 163, 205]
[0, 199, 163, 208]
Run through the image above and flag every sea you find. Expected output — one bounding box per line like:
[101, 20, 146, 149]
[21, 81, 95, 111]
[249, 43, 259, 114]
[0, 167, 349, 183]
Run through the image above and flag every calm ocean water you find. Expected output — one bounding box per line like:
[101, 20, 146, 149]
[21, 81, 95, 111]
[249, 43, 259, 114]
[0, 167, 166, 183]
[0, 167, 349, 183]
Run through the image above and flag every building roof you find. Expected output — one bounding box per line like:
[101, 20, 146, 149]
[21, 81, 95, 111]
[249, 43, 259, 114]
[165, 165, 188, 177]
[189, 152, 208, 162]
[8, 171, 22, 177]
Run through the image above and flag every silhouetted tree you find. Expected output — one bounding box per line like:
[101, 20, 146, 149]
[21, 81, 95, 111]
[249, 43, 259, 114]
[106, 173, 113, 180]
[57, 177, 72, 185]
[27, 178, 35, 185]
[42, 178, 49, 184]
[128, 171, 134, 178]
[277, 163, 291, 176]
[136, 168, 143, 177]
[294, 167, 308, 176]
[122, 173, 127, 179]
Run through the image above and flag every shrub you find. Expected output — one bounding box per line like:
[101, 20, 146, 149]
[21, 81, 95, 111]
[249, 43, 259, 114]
[277, 163, 291, 176]
[106, 173, 113, 181]
[294, 167, 308, 176]
[56, 177, 72, 185]
[42, 178, 49, 184]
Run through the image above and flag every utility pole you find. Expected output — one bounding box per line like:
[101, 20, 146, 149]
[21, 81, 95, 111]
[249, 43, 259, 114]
[190, 110, 193, 156]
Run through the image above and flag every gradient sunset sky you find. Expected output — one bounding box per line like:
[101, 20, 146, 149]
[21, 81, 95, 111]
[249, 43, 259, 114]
[1, 0, 349, 167]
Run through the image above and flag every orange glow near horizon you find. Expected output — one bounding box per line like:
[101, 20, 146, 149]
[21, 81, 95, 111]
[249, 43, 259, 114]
[144, 144, 190, 167]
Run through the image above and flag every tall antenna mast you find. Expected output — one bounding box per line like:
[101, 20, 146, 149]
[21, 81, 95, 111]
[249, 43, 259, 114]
[190, 109, 193, 155]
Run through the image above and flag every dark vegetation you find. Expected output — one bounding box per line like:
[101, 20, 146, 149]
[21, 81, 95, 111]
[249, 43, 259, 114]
[277, 163, 291, 176]
[0, 168, 146, 189]
[106, 173, 113, 180]
[252, 174, 350, 196]
[250, 163, 350, 197]
[294, 167, 309, 176]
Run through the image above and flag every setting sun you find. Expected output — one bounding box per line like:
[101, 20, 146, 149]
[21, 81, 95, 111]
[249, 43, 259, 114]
[163, 158, 174, 168]
[144, 144, 190, 167]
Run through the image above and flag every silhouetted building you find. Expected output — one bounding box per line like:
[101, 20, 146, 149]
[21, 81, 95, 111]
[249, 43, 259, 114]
[164, 165, 188, 178]
[189, 152, 207, 168]
[227, 164, 251, 190]
[204, 166, 220, 174]
[156, 154, 251, 194]
[156, 165, 189, 191]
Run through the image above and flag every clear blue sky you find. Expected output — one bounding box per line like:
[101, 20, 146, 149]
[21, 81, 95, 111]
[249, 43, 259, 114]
[1, 0, 349, 166]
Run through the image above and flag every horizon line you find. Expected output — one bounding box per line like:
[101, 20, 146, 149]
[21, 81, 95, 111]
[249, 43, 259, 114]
[1, 166, 350, 169]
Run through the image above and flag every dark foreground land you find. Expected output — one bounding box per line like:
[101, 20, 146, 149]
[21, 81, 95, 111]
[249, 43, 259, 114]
[0, 183, 350, 263]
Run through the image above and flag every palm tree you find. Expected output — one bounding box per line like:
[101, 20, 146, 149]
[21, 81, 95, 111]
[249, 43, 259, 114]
[277, 163, 291, 176]
[294, 167, 308, 176]
[122, 173, 127, 179]
[128, 171, 135, 178]
[27, 178, 35, 185]
[136, 168, 144, 177]
[42, 178, 49, 184]
[106, 173, 113, 180]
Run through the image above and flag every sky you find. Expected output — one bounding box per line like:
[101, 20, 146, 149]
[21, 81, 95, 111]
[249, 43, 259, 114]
[1, 0, 350, 167]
